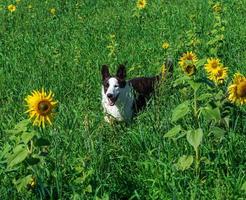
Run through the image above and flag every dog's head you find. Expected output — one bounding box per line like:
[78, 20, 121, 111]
[101, 64, 127, 106]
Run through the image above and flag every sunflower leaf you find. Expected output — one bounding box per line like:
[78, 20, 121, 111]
[171, 101, 190, 122]
[164, 125, 182, 138]
[7, 145, 29, 168]
[175, 155, 194, 171]
[186, 129, 203, 151]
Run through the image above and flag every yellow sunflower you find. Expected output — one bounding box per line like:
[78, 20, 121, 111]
[178, 51, 198, 76]
[182, 64, 196, 76]
[228, 73, 246, 105]
[7, 4, 16, 12]
[25, 88, 58, 128]
[204, 58, 223, 74]
[137, 0, 147, 9]
[178, 51, 198, 68]
[208, 66, 228, 85]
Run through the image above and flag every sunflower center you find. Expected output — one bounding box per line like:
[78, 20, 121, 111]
[185, 65, 195, 75]
[38, 100, 52, 115]
[211, 62, 218, 69]
[236, 81, 246, 97]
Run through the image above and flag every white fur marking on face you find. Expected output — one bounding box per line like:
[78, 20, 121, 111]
[106, 77, 120, 98]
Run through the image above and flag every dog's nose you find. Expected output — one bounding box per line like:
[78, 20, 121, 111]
[107, 93, 113, 98]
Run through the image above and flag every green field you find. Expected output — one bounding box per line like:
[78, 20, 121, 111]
[0, 0, 246, 199]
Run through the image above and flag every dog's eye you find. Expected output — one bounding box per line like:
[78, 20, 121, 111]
[114, 85, 119, 88]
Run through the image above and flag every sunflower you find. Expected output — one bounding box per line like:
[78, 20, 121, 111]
[178, 51, 198, 68]
[228, 73, 246, 105]
[179, 51, 198, 76]
[137, 0, 147, 9]
[182, 64, 196, 76]
[25, 88, 58, 127]
[7, 4, 16, 12]
[208, 66, 228, 85]
[204, 58, 223, 74]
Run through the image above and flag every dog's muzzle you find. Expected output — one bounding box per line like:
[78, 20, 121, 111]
[107, 93, 119, 106]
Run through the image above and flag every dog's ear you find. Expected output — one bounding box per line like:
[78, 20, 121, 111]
[116, 64, 126, 80]
[101, 65, 110, 80]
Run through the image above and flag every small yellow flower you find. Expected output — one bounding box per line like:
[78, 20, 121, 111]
[212, 2, 222, 13]
[28, 177, 36, 189]
[7, 4, 16, 12]
[162, 42, 170, 49]
[25, 88, 58, 128]
[50, 8, 56, 15]
[204, 58, 223, 74]
[161, 64, 166, 79]
[228, 73, 246, 105]
[28, 5, 32, 9]
[137, 0, 147, 10]
[208, 66, 228, 85]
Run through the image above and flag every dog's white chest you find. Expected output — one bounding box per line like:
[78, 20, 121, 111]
[101, 85, 134, 122]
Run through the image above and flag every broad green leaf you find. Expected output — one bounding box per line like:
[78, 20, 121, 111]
[7, 145, 29, 168]
[201, 106, 221, 122]
[6, 120, 30, 135]
[173, 76, 191, 87]
[196, 58, 207, 68]
[175, 155, 194, 171]
[188, 80, 201, 91]
[21, 131, 36, 144]
[211, 127, 225, 141]
[172, 101, 190, 122]
[197, 93, 212, 101]
[164, 125, 182, 138]
[186, 129, 203, 150]
[13, 175, 32, 192]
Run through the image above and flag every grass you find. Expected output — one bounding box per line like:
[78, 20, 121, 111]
[0, 0, 246, 199]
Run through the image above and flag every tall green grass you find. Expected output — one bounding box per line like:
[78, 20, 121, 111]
[0, 0, 245, 199]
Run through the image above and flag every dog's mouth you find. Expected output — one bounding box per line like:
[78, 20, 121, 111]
[108, 94, 119, 106]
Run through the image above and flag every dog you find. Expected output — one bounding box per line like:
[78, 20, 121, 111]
[101, 59, 173, 123]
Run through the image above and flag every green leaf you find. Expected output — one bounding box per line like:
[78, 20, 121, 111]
[186, 129, 203, 150]
[6, 120, 30, 135]
[13, 175, 32, 192]
[197, 93, 212, 101]
[196, 58, 207, 68]
[175, 155, 194, 171]
[21, 131, 36, 144]
[164, 125, 182, 138]
[201, 106, 221, 122]
[188, 80, 201, 91]
[173, 76, 191, 87]
[171, 101, 190, 122]
[211, 127, 225, 141]
[83, 184, 92, 193]
[241, 181, 246, 192]
[7, 145, 29, 168]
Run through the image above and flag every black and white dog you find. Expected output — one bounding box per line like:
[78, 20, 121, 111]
[101, 60, 173, 123]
